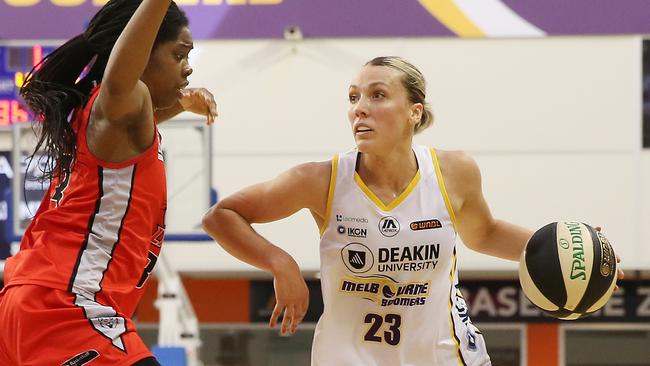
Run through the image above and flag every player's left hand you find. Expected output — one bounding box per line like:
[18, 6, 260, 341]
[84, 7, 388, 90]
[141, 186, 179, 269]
[179, 88, 218, 124]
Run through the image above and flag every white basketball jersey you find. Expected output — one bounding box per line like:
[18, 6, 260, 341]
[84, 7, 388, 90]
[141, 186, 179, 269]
[312, 146, 491, 366]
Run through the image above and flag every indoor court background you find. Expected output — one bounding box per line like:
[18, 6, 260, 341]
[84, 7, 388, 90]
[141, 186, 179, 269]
[1, 1, 650, 365]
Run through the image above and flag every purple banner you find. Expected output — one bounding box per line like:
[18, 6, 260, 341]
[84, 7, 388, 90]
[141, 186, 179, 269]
[1, 0, 650, 40]
[501, 0, 650, 35]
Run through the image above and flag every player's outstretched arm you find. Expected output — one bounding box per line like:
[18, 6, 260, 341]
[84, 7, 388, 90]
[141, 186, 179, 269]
[439, 150, 533, 261]
[155, 88, 218, 124]
[202, 161, 331, 334]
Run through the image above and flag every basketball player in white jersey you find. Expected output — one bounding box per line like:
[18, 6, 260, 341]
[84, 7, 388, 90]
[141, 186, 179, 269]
[202, 57, 615, 365]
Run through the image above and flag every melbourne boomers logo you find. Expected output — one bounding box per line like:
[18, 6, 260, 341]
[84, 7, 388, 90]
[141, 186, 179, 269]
[341, 243, 374, 273]
[339, 275, 431, 307]
[378, 216, 400, 237]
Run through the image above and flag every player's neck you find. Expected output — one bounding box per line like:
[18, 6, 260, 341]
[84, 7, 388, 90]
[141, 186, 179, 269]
[356, 146, 418, 194]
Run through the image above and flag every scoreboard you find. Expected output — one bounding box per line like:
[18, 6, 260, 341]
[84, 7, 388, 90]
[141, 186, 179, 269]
[0, 45, 56, 259]
[0, 45, 56, 126]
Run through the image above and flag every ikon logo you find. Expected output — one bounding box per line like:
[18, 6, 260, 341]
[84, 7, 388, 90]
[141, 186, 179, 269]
[347, 227, 367, 238]
[337, 225, 366, 238]
[378, 216, 400, 237]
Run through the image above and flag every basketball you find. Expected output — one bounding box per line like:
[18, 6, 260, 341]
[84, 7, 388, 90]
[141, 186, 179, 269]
[518, 222, 617, 320]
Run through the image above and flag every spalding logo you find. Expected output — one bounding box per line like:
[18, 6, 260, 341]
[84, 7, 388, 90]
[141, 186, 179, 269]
[559, 238, 570, 250]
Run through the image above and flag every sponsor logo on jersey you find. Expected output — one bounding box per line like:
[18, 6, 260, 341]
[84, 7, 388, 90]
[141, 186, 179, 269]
[377, 244, 440, 272]
[409, 219, 442, 231]
[61, 350, 100, 366]
[341, 243, 374, 273]
[336, 225, 367, 238]
[336, 213, 369, 224]
[378, 216, 400, 237]
[97, 317, 119, 329]
[339, 275, 430, 307]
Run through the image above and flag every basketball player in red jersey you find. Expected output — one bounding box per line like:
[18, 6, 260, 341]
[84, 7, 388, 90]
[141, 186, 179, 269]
[0, 0, 216, 365]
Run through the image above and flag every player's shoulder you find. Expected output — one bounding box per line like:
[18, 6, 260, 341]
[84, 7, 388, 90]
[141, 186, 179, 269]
[285, 160, 333, 212]
[287, 160, 333, 192]
[432, 148, 478, 173]
[430, 148, 481, 193]
[291, 160, 332, 178]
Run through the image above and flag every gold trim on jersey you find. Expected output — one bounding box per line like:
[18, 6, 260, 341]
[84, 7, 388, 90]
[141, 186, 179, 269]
[353, 170, 421, 212]
[320, 155, 339, 237]
[448, 246, 467, 366]
[430, 148, 458, 232]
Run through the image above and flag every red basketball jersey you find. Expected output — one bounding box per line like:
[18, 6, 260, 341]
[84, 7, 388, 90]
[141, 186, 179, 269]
[4, 86, 167, 325]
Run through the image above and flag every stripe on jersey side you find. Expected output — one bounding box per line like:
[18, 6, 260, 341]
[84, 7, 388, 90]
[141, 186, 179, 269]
[68, 166, 104, 293]
[67, 165, 135, 351]
[448, 246, 467, 366]
[99, 165, 136, 290]
[430, 148, 458, 233]
[69, 165, 134, 299]
[320, 155, 339, 238]
[75, 294, 128, 352]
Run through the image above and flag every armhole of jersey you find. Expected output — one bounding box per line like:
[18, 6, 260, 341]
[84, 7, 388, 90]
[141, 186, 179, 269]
[76, 87, 101, 143]
[77, 87, 160, 169]
[320, 154, 339, 238]
[430, 147, 458, 233]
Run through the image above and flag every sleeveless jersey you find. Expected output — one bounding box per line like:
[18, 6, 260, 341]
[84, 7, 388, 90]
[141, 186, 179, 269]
[312, 145, 491, 366]
[3, 86, 166, 351]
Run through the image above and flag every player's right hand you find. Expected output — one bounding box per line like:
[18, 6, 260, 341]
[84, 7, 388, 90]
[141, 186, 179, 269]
[269, 254, 309, 336]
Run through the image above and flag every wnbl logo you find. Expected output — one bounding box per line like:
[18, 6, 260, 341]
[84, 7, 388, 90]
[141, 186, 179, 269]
[379, 216, 400, 237]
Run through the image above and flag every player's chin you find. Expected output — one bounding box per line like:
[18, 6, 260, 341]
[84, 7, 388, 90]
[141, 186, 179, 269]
[355, 139, 377, 154]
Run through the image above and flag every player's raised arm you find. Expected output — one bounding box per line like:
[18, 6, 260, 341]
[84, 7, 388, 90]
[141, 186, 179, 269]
[97, 0, 172, 124]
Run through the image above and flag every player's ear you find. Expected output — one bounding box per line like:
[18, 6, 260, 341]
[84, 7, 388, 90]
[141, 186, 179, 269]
[409, 103, 423, 125]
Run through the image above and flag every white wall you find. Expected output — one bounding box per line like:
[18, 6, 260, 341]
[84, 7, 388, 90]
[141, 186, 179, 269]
[163, 36, 648, 274]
